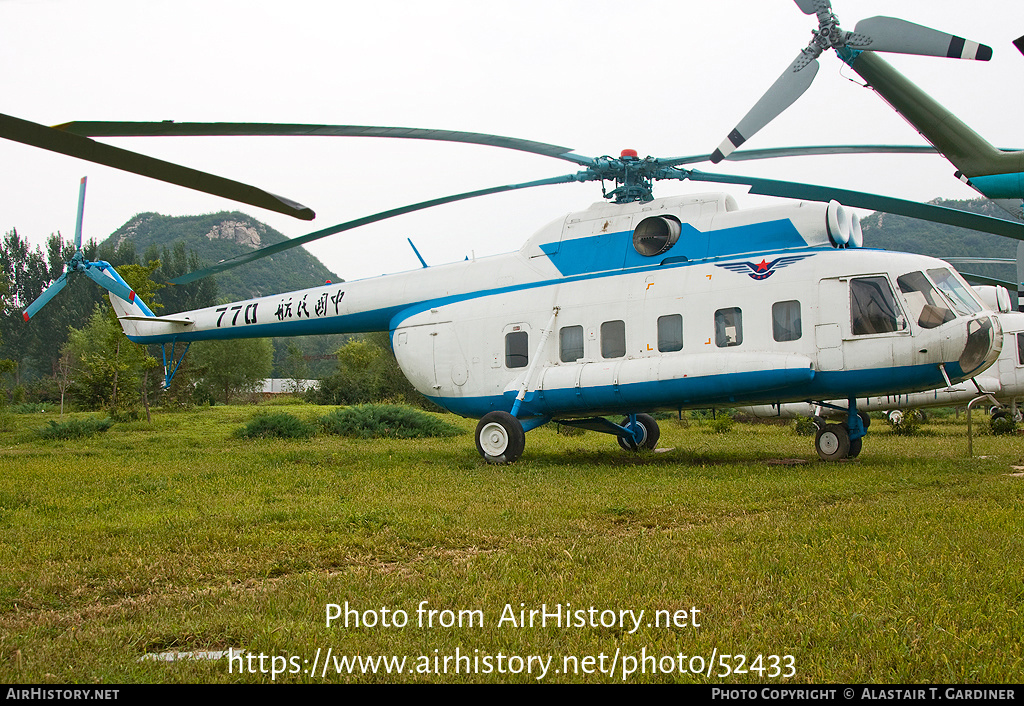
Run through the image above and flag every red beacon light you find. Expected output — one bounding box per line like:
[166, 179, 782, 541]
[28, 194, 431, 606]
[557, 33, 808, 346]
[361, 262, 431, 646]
[620, 149, 638, 159]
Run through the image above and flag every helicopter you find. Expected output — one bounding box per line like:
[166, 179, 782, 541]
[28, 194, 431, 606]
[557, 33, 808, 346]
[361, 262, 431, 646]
[10, 7, 1024, 463]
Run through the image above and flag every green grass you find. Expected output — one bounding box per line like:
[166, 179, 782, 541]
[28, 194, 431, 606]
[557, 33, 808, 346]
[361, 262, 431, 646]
[0, 407, 1021, 683]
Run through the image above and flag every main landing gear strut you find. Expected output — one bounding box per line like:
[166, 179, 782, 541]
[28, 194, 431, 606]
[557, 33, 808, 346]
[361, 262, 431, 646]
[474, 411, 661, 464]
[813, 398, 868, 461]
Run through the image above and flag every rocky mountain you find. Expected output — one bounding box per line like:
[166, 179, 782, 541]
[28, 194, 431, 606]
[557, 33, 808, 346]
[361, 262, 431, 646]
[103, 211, 341, 301]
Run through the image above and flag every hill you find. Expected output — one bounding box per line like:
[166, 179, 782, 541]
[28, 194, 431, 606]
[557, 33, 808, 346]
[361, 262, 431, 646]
[860, 198, 1017, 285]
[102, 211, 341, 301]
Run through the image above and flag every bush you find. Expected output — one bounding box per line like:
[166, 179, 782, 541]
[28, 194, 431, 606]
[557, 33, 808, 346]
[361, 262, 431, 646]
[794, 416, 818, 436]
[708, 414, 735, 434]
[37, 417, 114, 440]
[235, 412, 318, 439]
[319, 404, 462, 439]
[259, 395, 309, 406]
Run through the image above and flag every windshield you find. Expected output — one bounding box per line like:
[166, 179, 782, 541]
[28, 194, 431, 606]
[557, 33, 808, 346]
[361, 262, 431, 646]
[927, 268, 983, 316]
[897, 271, 955, 329]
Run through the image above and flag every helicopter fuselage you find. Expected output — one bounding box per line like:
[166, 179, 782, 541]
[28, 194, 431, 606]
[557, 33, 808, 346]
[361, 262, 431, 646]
[111, 192, 1001, 459]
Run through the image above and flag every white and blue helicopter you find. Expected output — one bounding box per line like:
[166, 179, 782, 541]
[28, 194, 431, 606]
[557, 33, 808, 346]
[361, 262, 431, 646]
[9, 5, 1024, 464]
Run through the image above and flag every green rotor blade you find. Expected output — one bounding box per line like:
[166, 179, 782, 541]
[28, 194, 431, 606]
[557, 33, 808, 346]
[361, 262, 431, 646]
[1, 113, 315, 220]
[660, 144, 945, 167]
[169, 173, 584, 284]
[960, 272, 1015, 289]
[684, 169, 1024, 240]
[55, 121, 594, 167]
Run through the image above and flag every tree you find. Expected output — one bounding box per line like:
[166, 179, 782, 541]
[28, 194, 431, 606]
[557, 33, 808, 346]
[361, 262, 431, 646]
[61, 261, 163, 416]
[283, 341, 309, 393]
[191, 337, 274, 404]
[0, 230, 104, 386]
[64, 305, 149, 412]
[309, 333, 426, 407]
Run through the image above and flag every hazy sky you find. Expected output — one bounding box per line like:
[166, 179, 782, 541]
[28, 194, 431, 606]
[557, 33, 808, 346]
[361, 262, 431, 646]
[1, 0, 1022, 282]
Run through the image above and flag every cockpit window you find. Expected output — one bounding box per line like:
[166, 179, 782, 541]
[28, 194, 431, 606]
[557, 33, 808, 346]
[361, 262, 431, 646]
[897, 271, 956, 329]
[850, 276, 906, 336]
[927, 268, 982, 316]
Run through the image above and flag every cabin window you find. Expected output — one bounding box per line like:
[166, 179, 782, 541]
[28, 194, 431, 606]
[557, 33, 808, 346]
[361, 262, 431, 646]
[850, 277, 905, 336]
[772, 300, 802, 342]
[927, 268, 983, 316]
[505, 331, 529, 368]
[1017, 333, 1024, 366]
[897, 271, 955, 329]
[658, 314, 683, 352]
[559, 325, 584, 363]
[715, 307, 743, 347]
[601, 320, 626, 358]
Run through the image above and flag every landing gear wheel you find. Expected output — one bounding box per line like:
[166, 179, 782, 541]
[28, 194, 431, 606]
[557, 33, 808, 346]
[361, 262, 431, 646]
[815, 423, 851, 461]
[858, 412, 871, 431]
[475, 412, 525, 464]
[617, 413, 660, 451]
[848, 436, 863, 459]
[887, 410, 904, 425]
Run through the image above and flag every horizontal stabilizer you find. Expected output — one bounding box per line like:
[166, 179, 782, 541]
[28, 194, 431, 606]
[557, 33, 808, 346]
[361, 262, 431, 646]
[118, 315, 194, 325]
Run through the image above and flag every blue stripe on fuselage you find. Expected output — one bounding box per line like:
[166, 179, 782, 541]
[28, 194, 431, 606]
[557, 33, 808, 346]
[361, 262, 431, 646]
[427, 362, 962, 420]
[540, 219, 809, 276]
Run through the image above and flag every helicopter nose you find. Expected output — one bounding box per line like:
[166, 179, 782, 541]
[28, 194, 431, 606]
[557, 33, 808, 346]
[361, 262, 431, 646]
[959, 314, 1002, 376]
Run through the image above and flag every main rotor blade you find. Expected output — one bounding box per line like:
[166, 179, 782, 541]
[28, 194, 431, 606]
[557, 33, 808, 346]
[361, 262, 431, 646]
[684, 169, 1024, 240]
[1015, 35, 1024, 56]
[74, 176, 87, 250]
[960, 273, 1014, 289]
[794, 0, 827, 14]
[0, 113, 315, 220]
[710, 52, 820, 163]
[54, 121, 595, 168]
[663, 144, 943, 168]
[170, 173, 584, 284]
[22, 272, 68, 321]
[849, 17, 992, 60]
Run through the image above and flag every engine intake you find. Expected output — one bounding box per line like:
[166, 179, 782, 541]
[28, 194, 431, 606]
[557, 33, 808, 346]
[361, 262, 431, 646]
[633, 215, 681, 257]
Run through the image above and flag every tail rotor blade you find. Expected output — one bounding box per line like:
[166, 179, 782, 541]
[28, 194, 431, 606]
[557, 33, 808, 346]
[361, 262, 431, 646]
[81, 266, 136, 304]
[1014, 35, 1024, 57]
[849, 17, 992, 60]
[74, 176, 87, 250]
[22, 272, 69, 321]
[711, 52, 820, 163]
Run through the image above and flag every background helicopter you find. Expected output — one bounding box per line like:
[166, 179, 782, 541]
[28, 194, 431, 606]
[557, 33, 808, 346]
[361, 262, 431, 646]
[714, 0, 1024, 221]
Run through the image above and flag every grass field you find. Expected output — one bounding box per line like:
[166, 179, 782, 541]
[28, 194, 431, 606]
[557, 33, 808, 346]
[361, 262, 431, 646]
[0, 404, 1021, 684]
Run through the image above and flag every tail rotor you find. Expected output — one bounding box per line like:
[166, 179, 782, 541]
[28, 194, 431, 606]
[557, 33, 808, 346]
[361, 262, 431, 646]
[22, 177, 141, 322]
